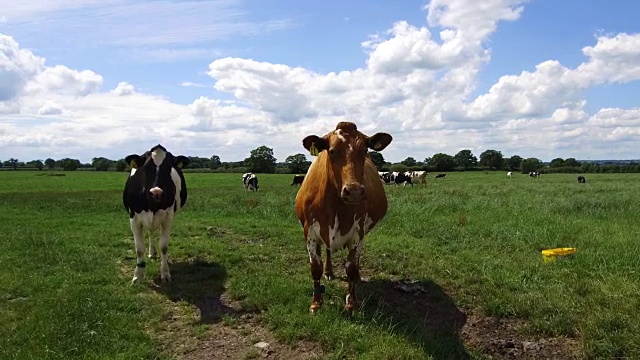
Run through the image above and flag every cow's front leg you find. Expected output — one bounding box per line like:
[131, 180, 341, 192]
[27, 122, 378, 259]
[323, 248, 334, 280]
[131, 219, 146, 284]
[344, 241, 362, 313]
[307, 235, 324, 313]
[159, 218, 173, 282]
[148, 230, 157, 260]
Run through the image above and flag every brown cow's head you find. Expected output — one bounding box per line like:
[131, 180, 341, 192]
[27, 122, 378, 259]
[302, 122, 392, 204]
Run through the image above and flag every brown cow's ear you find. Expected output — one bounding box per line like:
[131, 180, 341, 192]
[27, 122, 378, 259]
[367, 133, 393, 151]
[174, 155, 190, 169]
[125, 154, 142, 169]
[302, 135, 328, 156]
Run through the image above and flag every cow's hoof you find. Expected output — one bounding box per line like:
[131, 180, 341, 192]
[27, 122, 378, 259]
[324, 273, 334, 281]
[160, 273, 172, 282]
[131, 277, 140, 285]
[310, 301, 323, 314]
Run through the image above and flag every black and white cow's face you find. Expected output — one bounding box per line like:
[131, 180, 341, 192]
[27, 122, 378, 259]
[125, 145, 188, 206]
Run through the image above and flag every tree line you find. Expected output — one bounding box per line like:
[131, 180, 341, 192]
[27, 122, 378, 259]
[2, 147, 640, 174]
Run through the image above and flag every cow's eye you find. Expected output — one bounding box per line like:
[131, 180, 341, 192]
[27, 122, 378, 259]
[328, 149, 335, 158]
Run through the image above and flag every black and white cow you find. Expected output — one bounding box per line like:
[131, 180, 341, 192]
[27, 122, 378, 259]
[394, 172, 413, 187]
[291, 175, 305, 186]
[123, 144, 189, 283]
[242, 172, 259, 191]
[529, 171, 540, 178]
[577, 176, 586, 183]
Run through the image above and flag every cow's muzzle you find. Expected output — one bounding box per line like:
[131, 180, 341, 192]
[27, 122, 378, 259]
[341, 183, 366, 204]
[149, 186, 163, 201]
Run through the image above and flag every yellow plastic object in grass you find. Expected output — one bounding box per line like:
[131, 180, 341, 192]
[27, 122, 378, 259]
[541, 247, 577, 263]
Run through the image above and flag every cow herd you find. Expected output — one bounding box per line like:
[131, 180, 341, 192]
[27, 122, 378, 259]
[121, 123, 589, 315]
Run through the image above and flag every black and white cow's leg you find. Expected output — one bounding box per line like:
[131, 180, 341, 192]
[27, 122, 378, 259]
[323, 248, 334, 280]
[306, 228, 324, 313]
[158, 217, 174, 282]
[148, 230, 157, 260]
[131, 219, 146, 284]
[344, 239, 363, 312]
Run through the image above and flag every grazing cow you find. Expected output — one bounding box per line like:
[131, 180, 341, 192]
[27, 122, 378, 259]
[394, 172, 413, 187]
[123, 144, 189, 283]
[242, 172, 253, 189]
[409, 170, 428, 184]
[291, 175, 305, 186]
[435, 173, 446, 178]
[577, 176, 586, 183]
[244, 173, 259, 191]
[529, 171, 540, 178]
[507, 171, 512, 178]
[295, 122, 392, 313]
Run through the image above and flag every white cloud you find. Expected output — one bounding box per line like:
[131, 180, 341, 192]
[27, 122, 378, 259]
[2, 1, 640, 163]
[113, 82, 134, 96]
[180, 82, 208, 88]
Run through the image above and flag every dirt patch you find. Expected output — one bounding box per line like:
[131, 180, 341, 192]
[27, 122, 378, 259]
[461, 311, 579, 360]
[149, 259, 324, 360]
[184, 313, 323, 360]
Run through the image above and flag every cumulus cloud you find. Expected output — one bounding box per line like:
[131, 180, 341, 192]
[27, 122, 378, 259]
[2, 0, 640, 163]
[113, 82, 134, 96]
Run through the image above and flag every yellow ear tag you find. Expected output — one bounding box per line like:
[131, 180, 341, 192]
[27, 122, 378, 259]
[309, 143, 319, 156]
[177, 162, 183, 169]
[129, 160, 137, 169]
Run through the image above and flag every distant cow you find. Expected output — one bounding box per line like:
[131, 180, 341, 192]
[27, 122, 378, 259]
[295, 122, 392, 313]
[577, 176, 586, 183]
[409, 171, 427, 184]
[123, 144, 189, 283]
[529, 171, 540, 178]
[435, 173, 446, 179]
[291, 175, 305, 186]
[243, 173, 259, 191]
[507, 171, 512, 178]
[394, 172, 413, 187]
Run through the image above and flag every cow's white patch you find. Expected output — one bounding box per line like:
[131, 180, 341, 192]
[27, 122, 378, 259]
[363, 213, 374, 233]
[335, 129, 346, 142]
[170, 168, 183, 213]
[328, 214, 361, 252]
[130, 168, 137, 176]
[151, 147, 167, 167]
[307, 219, 322, 262]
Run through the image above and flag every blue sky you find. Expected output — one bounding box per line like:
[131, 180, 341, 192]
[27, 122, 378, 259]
[2, 0, 640, 163]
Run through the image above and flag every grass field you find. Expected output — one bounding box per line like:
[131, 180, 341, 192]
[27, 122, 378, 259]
[1, 171, 639, 359]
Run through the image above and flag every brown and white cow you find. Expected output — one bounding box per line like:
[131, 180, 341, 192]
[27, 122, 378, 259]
[123, 144, 189, 283]
[294, 122, 392, 313]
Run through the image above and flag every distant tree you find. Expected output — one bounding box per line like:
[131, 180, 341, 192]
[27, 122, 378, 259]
[429, 153, 456, 172]
[285, 153, 311, 174]
[245, 146, 277, 173]
[115, 159, 127, 172]
[521, 158, 544, 174]
[390, 163, 408, 173]
[549, 158, 565, 168]
[45, 158, 56, 170]
[59, 158, 81, 171]
[505, 155, 523, 171]
[92, 157, 112, 171]
[564, 158, 581, 167]
[27, 160, 44, 170]
[479, 150, 504, 170]
[454, 149, 477, 170]
[368, 151, 386, 170]
[209, 155, 222, 169]
[8, 158, 18, 170]
[400, 157, 417, 167]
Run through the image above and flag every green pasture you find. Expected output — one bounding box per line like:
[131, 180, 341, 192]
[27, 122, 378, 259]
[1, 171, 638, 359]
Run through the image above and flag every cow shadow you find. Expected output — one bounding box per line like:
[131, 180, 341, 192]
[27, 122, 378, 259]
[357, 278, 470, 359]
[151, 259, 233, 324]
